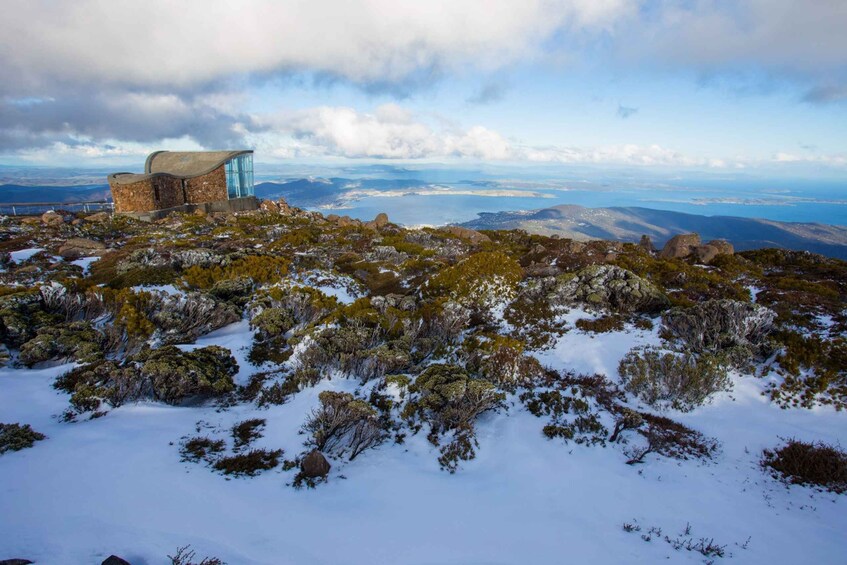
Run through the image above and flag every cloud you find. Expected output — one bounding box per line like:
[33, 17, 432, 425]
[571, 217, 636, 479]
[802, 85, 847, 105]
[618, 1, 847, 88]
[467, 82, 509, 105]
[616, 104, 638, 119]
[0, 0, 633, 95]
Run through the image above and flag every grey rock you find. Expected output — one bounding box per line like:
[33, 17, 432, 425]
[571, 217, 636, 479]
[550, 264, 669, 314]
[102, 556, 131, 565]
[662, 299, 775, 355]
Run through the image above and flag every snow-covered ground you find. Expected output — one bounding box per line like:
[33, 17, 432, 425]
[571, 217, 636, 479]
[1, 317, 845, 564]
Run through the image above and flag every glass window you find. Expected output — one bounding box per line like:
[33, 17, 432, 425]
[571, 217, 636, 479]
[224, 153, 254, 199]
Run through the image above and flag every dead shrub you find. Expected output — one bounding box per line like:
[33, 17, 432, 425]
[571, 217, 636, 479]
[762, 439, 847, 493]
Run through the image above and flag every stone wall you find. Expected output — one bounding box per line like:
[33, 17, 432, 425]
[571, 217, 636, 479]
[184, 166, 228, 204]
[111, 176, 185, 213]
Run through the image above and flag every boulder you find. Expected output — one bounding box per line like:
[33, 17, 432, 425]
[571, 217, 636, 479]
[260, 198, 295, 215]
[364, 212, 390, 230]
[20, 217, 41, 226]
[300, 449, 331, 478]
[41, 211, 65, 226]
[327, 214, 360, 228]
[57, 237, 107, 259]
[83, 211, 111, 223]
[706, 239, 734, 256]
[550, 264, 669, 314]
[693, 244, 720, 265]
[662, 299, 775, 355]
[441, 225, 491, 245]
[638, 235, 654, 253]
[102, 556, 131, 565]
[659, 233, 701, 259]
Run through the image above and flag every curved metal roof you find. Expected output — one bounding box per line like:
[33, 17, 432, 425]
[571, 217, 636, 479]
[109, 150, 252, 185]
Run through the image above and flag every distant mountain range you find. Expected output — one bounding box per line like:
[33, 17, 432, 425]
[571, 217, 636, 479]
[459, 204, 847, 260]
[0, 184, 111, 203]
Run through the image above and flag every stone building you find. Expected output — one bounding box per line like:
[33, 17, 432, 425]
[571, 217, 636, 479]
[108, 150, 258, 219]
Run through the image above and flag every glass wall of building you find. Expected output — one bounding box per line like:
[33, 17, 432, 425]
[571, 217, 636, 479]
[225, 153, 254, 199]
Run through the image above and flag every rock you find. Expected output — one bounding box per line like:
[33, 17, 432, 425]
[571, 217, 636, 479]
[441, 225, 491, 245]
[659, 233, 701, 259]
[102, 556, 131, 565]
[662, 299, 776, 355]
[0, 559, 34, 565]
[57, 237, 107, 259]
[260, 198, 295, 215]
[83, 211, 111, 223]
[328, 214, 359, 228]
[639, 235, 654, 253]
[693, 244, 720, 265]
[300, 449, 331, 478]
[364, 212, 390, 230]
[20, 217, 41, 226]
[41, 210, 65, 226]
[550, 264, 670, 314]
[706, 239, 734, 255]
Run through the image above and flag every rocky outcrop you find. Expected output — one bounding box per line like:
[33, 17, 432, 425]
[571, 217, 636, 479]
[57, 237, 107, 259]
[260, 197, 295, 215]
[660, 234, 734, 264]
[662, 299, 775, 355]
[300, 449, 331, 478]
[639, 235, 654, 253]
[549, 264, 669, 314]
[364, 212, 390, 230]
[41, 210, 65, 226]
[101, 556, 131, 565]
[327, 214, 361, 228]
[83, 211, 111, 223]
[441, 226, 491, 245]
[660, 233, 701, 259]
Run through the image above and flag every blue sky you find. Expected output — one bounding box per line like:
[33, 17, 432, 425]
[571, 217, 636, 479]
[1, 0, 845, 176]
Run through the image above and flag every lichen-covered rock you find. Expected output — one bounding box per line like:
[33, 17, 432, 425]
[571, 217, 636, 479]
[0, 291, 54, 348]
[57, 237, 107, 259]
[300, 449, 331, 478]
[662, 299, 775, 355]
[660, 233, 701, 259]
[18, 321, 105, 367]
[549, 264, 669, 314]
[366, 245, 409, 265]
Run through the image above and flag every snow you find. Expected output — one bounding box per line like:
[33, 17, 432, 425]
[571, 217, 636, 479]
[71, 256, 99, 275]
[1, 316, 846, 564]
[8, 247, 44, 264]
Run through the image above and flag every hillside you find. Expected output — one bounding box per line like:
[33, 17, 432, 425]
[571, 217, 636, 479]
[460, 204, 847, 260]
[0, 203, 845, 564]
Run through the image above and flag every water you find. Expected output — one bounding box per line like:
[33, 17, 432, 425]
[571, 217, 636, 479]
[255, 164, 847, 227]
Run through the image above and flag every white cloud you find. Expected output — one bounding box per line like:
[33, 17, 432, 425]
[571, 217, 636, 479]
[0, 0, 633, 94]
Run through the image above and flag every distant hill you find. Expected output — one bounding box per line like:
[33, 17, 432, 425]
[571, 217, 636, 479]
[459, 204, 847, 260]
[0, 184, 111, 203]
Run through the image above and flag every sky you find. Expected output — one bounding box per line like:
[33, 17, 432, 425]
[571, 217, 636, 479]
[1, 0, 846, 176]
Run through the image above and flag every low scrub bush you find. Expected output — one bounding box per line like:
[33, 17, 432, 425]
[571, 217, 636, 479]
[0, 422, 46, 454]
[179, 436, 226, 463]
[618, 347, 731, 412]
[302, 391, 385, 460]
[575, 315, 625, 333]
[212, 448, 283, 477]
[232, 418, 266, 449]
[762, 439, 847, 493]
